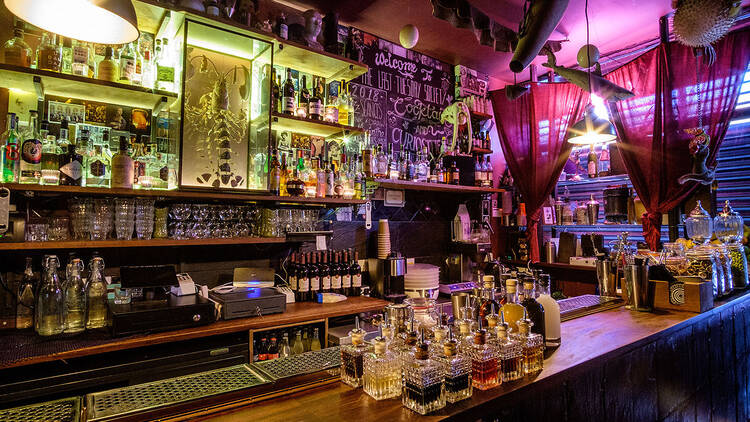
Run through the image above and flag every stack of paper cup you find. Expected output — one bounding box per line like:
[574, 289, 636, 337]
[377, 219, 391, 259]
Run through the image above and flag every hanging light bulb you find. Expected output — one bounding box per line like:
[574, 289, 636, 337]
[567, 104, 617, 145]
[399, 24, 419, 49]
[5, 0, 139, 44]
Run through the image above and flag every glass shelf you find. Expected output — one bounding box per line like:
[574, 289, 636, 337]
[271, 112, 365, 138]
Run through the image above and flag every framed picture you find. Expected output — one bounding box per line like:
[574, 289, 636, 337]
[543, 207, 555, 225]
[47, 101, 85, 124]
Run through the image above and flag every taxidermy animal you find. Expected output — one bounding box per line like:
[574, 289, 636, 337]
[678, 128, 715, 185]
[673, 0, 741, 48]
[542, 50, 635, 101]
[440, 101, 472, 153]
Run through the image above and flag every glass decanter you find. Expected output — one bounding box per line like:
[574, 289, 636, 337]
[433, 330, 472, 403]
[36, 255, 64, 336]
[469, 320, 500, 390]
[714, 200, 743, 244]
[340, 316, 371, 387]
[402, 331, 446, 415]
[85, 257, 108, 329]
[363, 327, 402, 400]
[685, 200, 713, 245]
[501, 278, 525, 333]
[492, 311, 524, 383]
[515, 310, 544, 375]
[429, 313, 449, 357]
[63, 258, 86, 333]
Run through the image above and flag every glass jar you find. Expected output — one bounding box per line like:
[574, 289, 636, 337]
[404, 297, 437, 331]
[684, 201, 713, 245]
[686, 246, 719, 297]
[714, 200, 743, 244]
[727, 243, 748, 289]
[662, 242, 687, 275]
[711, 244, 733, 297]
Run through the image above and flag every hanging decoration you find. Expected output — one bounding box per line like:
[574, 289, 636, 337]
[510, 0, 570, 72]
[672, 0, 741, 48]
[542, 49, 634, 101]
[440, 101, 472, 153]
[399, 24, 419, 49]
[678, 58, 716, 185]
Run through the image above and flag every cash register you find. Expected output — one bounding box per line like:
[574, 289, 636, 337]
[109, 265, 215, 337]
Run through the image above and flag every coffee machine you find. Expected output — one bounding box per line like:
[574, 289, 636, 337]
[368, 252, 407, 303]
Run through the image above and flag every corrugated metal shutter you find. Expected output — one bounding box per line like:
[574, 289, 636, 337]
[715, 66, 750, 222]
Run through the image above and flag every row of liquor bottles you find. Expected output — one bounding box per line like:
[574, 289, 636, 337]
[284, 250, 363, 302]
[14, 254, 109, 337]
[1, 111, 177, 189]
[271, 67, 354, 126]
[2, 25, 177, 91]
[268, 149, 367, 199]
[252, 326, 323, 362]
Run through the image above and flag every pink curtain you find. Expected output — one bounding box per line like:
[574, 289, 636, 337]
[607, 28, 750, 249]
[490, 83, 587, 262]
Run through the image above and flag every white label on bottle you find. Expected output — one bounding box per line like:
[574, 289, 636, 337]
[332, 275, 342, 289]
[289, 275, 297, 291]
[310, 275, 320, 291]
[283, 96, 295, 113]
[120, 58, 134, 80]
[322, 275, 331, 290]
[342, 274, 352, 288]
[73, 46, 88, 64]
[352, 274, 361, 287]
[316, 235, 326, 250]
[60, 160, 82, 180]
[309, 101, 322, 116]
[298, 277, 310, 292]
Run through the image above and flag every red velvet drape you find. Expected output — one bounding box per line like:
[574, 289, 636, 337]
[490, 83, 586, 262]
[607, 29, 750, 250]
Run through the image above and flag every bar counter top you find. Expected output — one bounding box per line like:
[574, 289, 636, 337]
[195, 290, 750, 422]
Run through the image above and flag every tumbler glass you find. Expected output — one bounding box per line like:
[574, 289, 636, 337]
[114, 198, 135, 240]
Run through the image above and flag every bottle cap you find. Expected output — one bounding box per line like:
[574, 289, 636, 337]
[443, 338, 457, 357]
[350, 316, 366, 345]
[517, 308, 532, 336]
[506, 279, 517, 293]
[523, 281, 534, 290]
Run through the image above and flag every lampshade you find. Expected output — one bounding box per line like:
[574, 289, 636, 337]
[567, 104, 617, 145]
[5, 0, 139, 44]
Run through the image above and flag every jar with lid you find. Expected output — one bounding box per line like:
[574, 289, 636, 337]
[727, 243, 748, 289]
[662, 242, 687, 275]
[685, 246, 719, 297]
[714, 200, 743, 244]
[711, 244, 733, 297]
[684, 201, 713, 245]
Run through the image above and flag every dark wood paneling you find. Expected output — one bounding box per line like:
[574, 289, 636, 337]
[564, 366, 605, 422]
[603, 342, 658, 422]
[656, 326, 694, 419]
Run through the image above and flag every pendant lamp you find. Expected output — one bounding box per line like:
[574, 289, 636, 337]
[567, 104, 617, 145]
[5, 0, 139, 44]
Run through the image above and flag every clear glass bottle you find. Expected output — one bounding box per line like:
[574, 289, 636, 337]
[279, 332, 291, 358]
[402, 331, 446, 415]
[340, 317, 371, 387]
[85, 144, 111, 187]
[40, 124, 61, 185]
[3, 27, 32, 68]
[363, 327, 402, 400]
[97, 46, 118, 82]
[37, 32, 61, 72]
[16, 257, 36, 329]
[501, 278, 524, 333]
[60, 37, 72, 74]
[536, 274, 561, 348]
[516, 309, 544, 375]
[63, 258, 86, 334]
[417, 148, 430, 182]
[291, 330, 304, 355]
[469, 320, 500, 390]
[434, 331, 472, 403]
[311, 327, 322, 351]
[493, 312, 524, 382]
[71, 39, 93, 77]
[1, 113, 20, 183]
[86, 257, 108, 329]
[118, 42, 136, 84]
[36, 255, 64, 336]
[19, 110, 42, 184]
[375, 145, 388, 178]
[429, 321, 449, 357]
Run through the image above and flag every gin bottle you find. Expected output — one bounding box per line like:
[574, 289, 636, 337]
[40, 125, 61, 185]
[492, 311, 523, 382]
[402, 330, 446, 415]
[63, 258, 86, 333]
[516, 309, 544, 375]
[19, 110, 42, 184]
[363, 326, 401, 400]
[340, 316, 371, 387]
[85, 144, 111, 187]
[85, 257, 108, 329]
[36, 256, 64, 336]
[469, 320, 499, 390]
[434, 330, 472, 403]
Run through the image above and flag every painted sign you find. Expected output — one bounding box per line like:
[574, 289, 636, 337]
[455, 64, 489, 98]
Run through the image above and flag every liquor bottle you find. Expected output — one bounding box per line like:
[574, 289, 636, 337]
[311, 327, 322, 350]
[587, 144, 598, 178]
[350, 251, 362, 296]
[374, 145, 388, 178]
[131, 41, 143, 85]
[482, 157, 493, 187]
[19, 110, 42, 184]
[297, 254, 310, 302]
[333, 162, 345, 198]
[299, 75, 310, 117]
[309, 252, 321, 299]
[520, 279, 545, 343]
[71, 40, 91, 77]
[363, 325, 401, 400]
[276, 13, 288, 39]
[325, 81, 339, 123]
[536, 274, 561, 348]
[319, 251, 331, 294]
[133, 143, 153, 188]
[354, 156, 365, 199]
[36, 256, 64, 336]
[97, 46, 118, 82]
[267, 336, 279, 360]
[516, 309, 544, 375]
[341, 316, 371, 387]
[492, 312, 523, 382]
[337, 80, 351, 126]
[37, 32, 61, 72]
[86, 257, 108, 329]
[398, 151, 407, 180]
[469, 319, 499, 390]
[450, 160, 460, 185]
[303, 328, 312, 351]
[269, 149, 281, 195]
[270, 68, 280, 113]
[282, 68, 296, 115]
[16, 257, 36, 329]
[477, 276, 500, 328]
[599, 142, 611, 176]
[111, 136, 134, 188]
[329, 252, 341, 294]
[287, 253, 298, 295]
[279, 332, 292, 358]
[292, 330, 304, 355]
[85, 144, 110, 188]
[308, 76, 323, 120]
[474, 156, 484, 186]
[434, 330, 472, 403]
[118, 42, 135, 83]
[40, 126, 61, 185]
[340, 251, 351, 296]
[402, 330, 446, 415]
[156, 38, 175, 91]
[141, 49, 155, 88]
[387, 147, 399, 180]
[63, 258, 86, 334]
[501, 278, 525, 333]
[325, 161, 334, 197]
[3, 27, 32, 67]
[315, 157, 326, 198]
[258, 337, 268, 361]
[59, 141, 83, 186]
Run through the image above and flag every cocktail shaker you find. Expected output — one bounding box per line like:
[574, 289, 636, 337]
[586, 194, 599, 225]
[545, 241, 557, 263]
[554, 199, 564, 225]
[625, 257, 652, 311]
[595, 254, 616, 297]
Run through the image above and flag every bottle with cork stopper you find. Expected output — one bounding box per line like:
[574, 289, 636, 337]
[492, 311, 524, 382]
[340, 316, 371, 387]
[363, 324, 401, 400]
[516, 309, 544, 375]
[433, 327, 473, 403]
[501, 278, 525, 333]
[469, 318, 500, 390]
[401, 329, 446, 415]
[429, 304, 449, 357]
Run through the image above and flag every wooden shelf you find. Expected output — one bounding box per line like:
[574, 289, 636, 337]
[0, 237, 286, 251]
[273, 39, 368, 82]
[0, 63, 179, 110]
[470, 111, 493, 121]
[471, 147, 493, 155]
[2, 183, 366, 206]
[271, 112, 364, 138]
[372, 178, 504, 194]
[0, 296, 390, 369]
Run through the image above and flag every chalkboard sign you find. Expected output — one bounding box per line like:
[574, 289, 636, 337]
[347, 32, 454, 155]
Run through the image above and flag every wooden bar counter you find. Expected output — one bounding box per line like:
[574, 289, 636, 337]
[193, 290, 750, 422]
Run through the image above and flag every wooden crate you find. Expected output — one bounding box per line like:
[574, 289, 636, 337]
[650, 278, 713, 313]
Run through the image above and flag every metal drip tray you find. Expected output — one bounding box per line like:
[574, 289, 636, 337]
[0, 396, 81, 422]
[559, 294, 623, 321]
[85, 364, 270, 421]
[252, 346, 341, 380]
